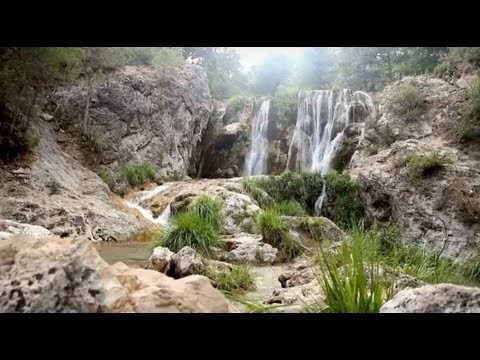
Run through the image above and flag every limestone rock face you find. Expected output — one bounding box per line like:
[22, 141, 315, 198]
[54, 64, 213, 178]
[0, 234, 231, 313]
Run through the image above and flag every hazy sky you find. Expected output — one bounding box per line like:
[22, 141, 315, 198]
[229, 47, 308, 71]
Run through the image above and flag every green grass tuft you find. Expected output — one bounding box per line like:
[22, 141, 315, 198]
[122, 163, 156, 186]
[204, 264, 256, 294]
[271, 200, 308, 217]
[191, 195, 224, 231]
[156, 212, 220, 256]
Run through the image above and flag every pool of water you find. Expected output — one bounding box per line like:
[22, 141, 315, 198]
[94, 241, 153, 268]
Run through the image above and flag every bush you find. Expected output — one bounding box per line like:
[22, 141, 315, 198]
[273, 85, 299, 125]
[204, 264, 256, 294]
[122, 163, 156, 186]
[191, 195, 224, 231]
[256, 209, 302, 261]
[271, 200, 308, 217]
[405, 151, 451, 180]
[322, 170, 363, 230]
[223, 95, 250, 125]
[459, 75, 480, 141]
[435, 47, 480, 75]
[156, 212, 220, 256]
[246, 171, 324, 214]
[242, 177, 275, 208]
[386, 80, 426, 119]
[256, 209, 287, 248]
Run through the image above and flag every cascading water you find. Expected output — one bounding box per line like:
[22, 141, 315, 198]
[244, 99, 271, 176]
[286, 89, 374, 215]
[125, 184, 173, 227]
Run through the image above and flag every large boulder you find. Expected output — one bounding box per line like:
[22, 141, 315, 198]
[54, 64, 213, 178]
[227, 242, 278, 265]
[380, 284, 480, 313]
[0, 234, 231, 313]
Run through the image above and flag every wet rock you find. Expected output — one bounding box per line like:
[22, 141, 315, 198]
[149, 246, 174, 273]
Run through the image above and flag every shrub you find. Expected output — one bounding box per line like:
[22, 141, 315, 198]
[256, 209, 302, 261]
[246, 171, 323, 214]
[458, 75, 480, 141]
[274, 85, 299, 125]
[156, 212, 220, 256]
[122, 163, 156, 186]
[435, 47, 480, 75]
[224, 95, 250, 125]
[191, 195, 224, 231]
[322, 170, 363, 230]
[242, 177, 275, 208]
[405, 151, 451, 180]
[386, 80, 426, 119]
[271, 200, 307, 217]
[204, 264, 256, 294]
[256, 209, 287, 248]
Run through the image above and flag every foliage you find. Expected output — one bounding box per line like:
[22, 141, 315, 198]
[156, 212, 220, 256]
[386, 80, 426, 119]
[404, 151, 451, 180]
[204, 264, 256, 294]
[247, 54, 294, 96]
[317, 237, 387, 313]
[322, 171, 363, 230]
[459, 75, 480, 141]
[435, 47, 480, 75]
[256, 209, 287, 248]
[271, 200, 308, 217]
[273, 84, 299, 125]
[242, 177, 275, 209]
[121, 163, 156, 186]
[256, 209, 302, 261]
[191, 195, 224, 231]
[461, 247, 480, 284]
[246, 171, 323, 214]
[223, 95, 250, 125]
[99, 167, 115, 190]
[183, 47, 246, 99]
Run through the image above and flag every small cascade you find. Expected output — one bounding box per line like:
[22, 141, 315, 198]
[125, 184, 172, 226]
[244, 99, 271, 176]
[286, 89, 374, 215]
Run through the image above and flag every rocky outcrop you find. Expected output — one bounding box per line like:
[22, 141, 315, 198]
[0, 219, 54, 240]
[0, 120, 145, 242]
[53, 64, 213, 178]
[141, 177, 262, 234]
[380, 284, 480, 313]
[0, 234, 231, 313]
[349, 75, 480, 258]
[227, 242, 278, 265]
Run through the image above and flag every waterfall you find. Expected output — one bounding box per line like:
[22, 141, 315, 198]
[244, 99, 271, 176]
[286, 89, 374, 215]
[125, 184, 173, 226]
